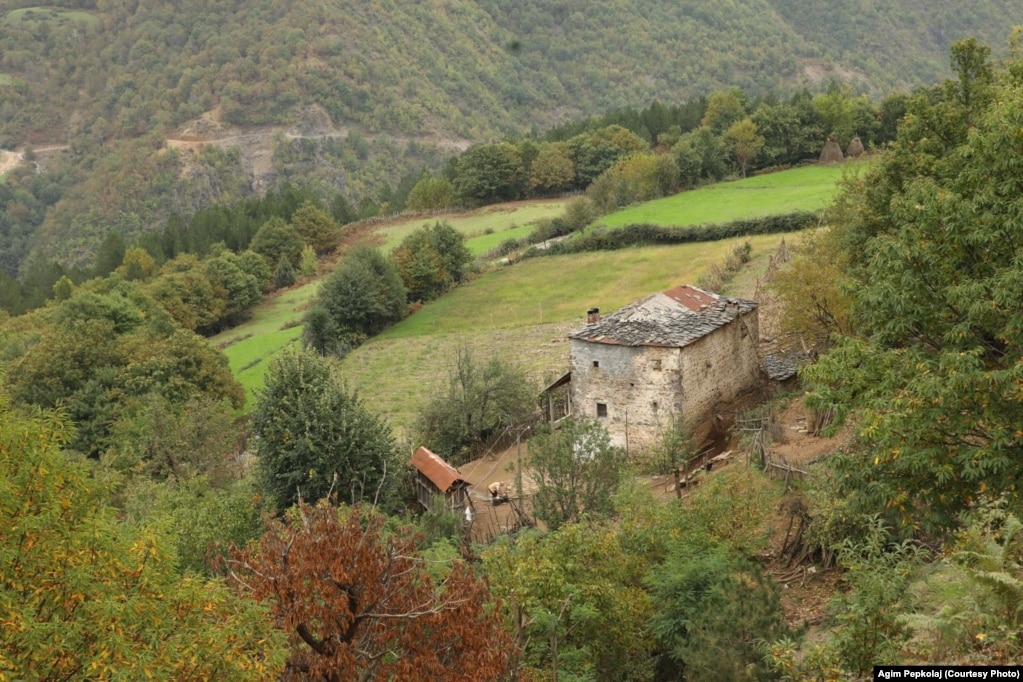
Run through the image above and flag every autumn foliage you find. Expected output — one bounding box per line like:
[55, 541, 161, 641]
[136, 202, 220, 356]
[229, 503, 512, 681]
[0, 402, 284, 680]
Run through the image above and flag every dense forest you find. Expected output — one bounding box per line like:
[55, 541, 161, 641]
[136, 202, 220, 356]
[0, 0, 1020, 277]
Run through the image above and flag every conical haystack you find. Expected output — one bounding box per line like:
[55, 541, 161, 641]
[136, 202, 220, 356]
[819, 134, 844, 164]
[846, 136, 864, 158]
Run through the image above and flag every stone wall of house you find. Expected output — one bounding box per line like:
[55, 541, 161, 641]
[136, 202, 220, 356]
[568, 310, 760, 452]
[569, 340, 682, 452]
[679, 309, 760, 426]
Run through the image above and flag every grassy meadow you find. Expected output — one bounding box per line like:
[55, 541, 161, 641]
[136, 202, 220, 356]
[375, 200, 567, 252]
[5, 7, 99, 25]
[595, 163, 863, 229]
[213, 163, 853, 422]
[211, 282, 318, 404]
[342, 233, 792, 432]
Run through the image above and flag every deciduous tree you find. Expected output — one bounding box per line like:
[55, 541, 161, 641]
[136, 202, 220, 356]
[204, 249, 266, 325]
[306, 244, 406, 348]
[767, 228, 852, 352]
[484, 522, 655, 681]
[528, 141, 575, 194]
[147, 254, 224, 331]
[801, 39, 1023, 535]
[453, 142, 526, 204]
[4, 285, 244, 457]
[291, 201, 340, 255]
[229, 503, 512, 682]
[116, 246, 157, 281]
[405, 174, 456, 211]
[701, 88, 747, 135]
[0, 401, 285, 679]
[724, 117, 764, 178]
[415, 345, 535, 464]
[250, 216, 303, 268]
[390, 221, 472, 303]
[529, 417, 628, 530]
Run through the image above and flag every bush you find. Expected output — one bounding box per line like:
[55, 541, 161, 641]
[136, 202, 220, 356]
[522, 211, 818, 258]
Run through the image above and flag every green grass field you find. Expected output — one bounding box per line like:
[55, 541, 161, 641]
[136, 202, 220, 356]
[210, 282, 319, 404]
[375, 200, 567, 252]
[342, 233, 791, 431]
[6, 7, 99, 25]
[214, 164, 847, 421]
[0, 74, 12, 86]
[595, 163, 863, 229]
[463, 223, 536, 255]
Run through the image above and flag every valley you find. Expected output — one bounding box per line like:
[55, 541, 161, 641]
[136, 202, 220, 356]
[4, 3, 1023, 677]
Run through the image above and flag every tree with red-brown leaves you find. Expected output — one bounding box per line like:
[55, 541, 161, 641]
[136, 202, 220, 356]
[228, 503, 513, 682]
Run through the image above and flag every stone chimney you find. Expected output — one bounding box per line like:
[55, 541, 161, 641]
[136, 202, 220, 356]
[725, 299, 738, 317]
[587, 307, 600, 324]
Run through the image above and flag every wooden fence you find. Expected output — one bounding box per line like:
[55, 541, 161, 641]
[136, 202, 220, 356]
[736, 412, 808, 483]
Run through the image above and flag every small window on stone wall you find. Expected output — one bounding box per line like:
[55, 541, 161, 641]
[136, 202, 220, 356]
[653, 358, 662, 370]
[596, 402, 607, 418]
[592, 360, 600, 368]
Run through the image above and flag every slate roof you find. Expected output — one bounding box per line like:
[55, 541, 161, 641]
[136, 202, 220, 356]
[569, 285, 757, 348]
[410, 446, 467, 494]
[761, 350, 805, 381]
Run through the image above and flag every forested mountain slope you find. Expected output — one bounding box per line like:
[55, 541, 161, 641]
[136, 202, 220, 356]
[3, 0, 1017, 143]
[0, 0, 1019, 269]
[481, 0, 1018, 109]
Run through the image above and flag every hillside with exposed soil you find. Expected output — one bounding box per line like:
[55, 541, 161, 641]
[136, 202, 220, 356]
[1, 0, 1020, 272]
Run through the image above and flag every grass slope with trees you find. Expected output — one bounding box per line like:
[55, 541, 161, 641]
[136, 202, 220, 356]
[9, 33, 1023, 682]
[0, 0, 1020, 281]
[211, 161, 844, 412]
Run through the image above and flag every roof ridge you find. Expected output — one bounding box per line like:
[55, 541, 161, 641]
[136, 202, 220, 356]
[569, 285, 757, 348]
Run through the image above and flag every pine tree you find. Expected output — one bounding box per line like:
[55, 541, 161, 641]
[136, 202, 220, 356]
[273, 254, 296, 289]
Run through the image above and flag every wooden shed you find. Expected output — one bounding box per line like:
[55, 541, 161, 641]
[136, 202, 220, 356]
[410, 446, 470, 513]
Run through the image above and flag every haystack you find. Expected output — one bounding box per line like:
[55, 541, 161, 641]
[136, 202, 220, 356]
[846, 136, 864, 158]
[819, 134, 844, 164]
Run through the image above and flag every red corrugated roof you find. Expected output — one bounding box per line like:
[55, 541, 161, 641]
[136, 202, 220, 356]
[662, 285, 715, 311]
[410, 446, 466, 494]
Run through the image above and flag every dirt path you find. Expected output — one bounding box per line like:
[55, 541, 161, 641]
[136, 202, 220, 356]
[165, 126, 471, 154]
[0, 145, 70, 177]
[32, 144, 69, 154]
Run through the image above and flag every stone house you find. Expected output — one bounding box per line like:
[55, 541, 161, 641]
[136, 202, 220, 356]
[563, 285, 760, 451]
